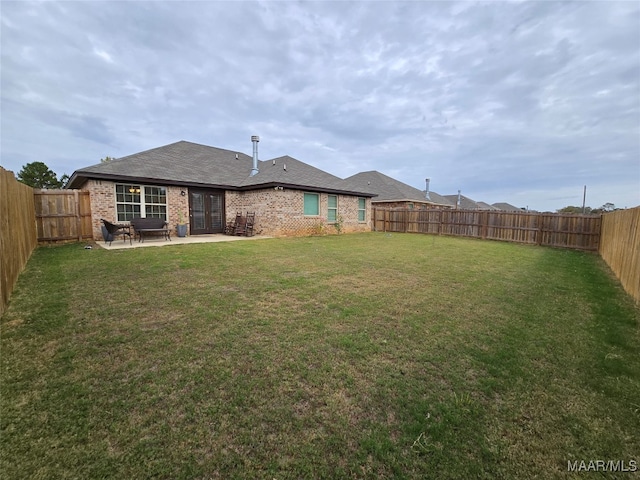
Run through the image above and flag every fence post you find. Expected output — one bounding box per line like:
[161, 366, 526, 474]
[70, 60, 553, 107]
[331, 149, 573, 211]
[481, 211, 488, 239]
[74, 190, 82, 242]
[537, 213, 544, 246]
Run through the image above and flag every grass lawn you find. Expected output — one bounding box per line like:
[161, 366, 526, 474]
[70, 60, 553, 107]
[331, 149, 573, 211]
[1, 232, 639, 479]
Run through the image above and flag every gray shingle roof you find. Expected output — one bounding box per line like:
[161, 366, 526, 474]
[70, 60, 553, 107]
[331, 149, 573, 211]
[68, 141, 374, 196]
[343, 171, 452, 206]
[443, 194, 480, 209]
[68, 141, 251, 188]
[241, 156, 362, 194]
[422, 190, 453, 206]
[476, 202, 499, 211]
[492, 202, 523, 212]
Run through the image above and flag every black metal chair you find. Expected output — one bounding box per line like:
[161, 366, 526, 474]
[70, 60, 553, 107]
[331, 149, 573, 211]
[100, 225, 112, 244]
[101, 219, 132, 246]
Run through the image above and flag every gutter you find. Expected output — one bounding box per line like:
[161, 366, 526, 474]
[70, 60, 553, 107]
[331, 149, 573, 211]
[66, 172, 377, 197]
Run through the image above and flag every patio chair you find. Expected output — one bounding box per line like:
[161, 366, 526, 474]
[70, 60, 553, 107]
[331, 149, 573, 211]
[225, 212, 243, 235]
[244, 212, 256, 236]
[101, 219, 132, 246]
[101, 225, 113, 244]
[235, 212, 255, 237]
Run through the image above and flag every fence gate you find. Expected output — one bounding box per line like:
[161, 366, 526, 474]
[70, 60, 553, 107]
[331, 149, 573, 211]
[34, 189, 93, 244]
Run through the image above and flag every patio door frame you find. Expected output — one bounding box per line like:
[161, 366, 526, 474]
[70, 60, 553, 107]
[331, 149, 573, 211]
[188, 189, 225, 235]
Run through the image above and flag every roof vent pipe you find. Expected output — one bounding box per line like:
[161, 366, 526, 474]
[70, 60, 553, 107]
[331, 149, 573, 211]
[425, 178, 431, 200]
[250, 135, 260, 176]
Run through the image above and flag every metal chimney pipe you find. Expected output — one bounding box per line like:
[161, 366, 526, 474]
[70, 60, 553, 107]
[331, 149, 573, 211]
[250, 135, 260, 176]
[425, 178, 431, 200]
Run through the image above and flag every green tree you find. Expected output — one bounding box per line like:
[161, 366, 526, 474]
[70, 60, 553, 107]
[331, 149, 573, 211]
[100, 156, 116, 163]
[17, 161, 66, 189]
[557, 205, 592, 214]
[591, 203, 616, 214]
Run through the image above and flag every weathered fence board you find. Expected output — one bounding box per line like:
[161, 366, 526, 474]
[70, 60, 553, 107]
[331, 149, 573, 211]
[599, 206, 640, 304]
[0, 167, 38, 316]
[372, 207, 602, 251]
[33, 189, 93, 244]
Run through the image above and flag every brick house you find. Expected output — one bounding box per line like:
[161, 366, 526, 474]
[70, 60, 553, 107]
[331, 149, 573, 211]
[66, 139, 375, 238]
[343, 171, 453, 210]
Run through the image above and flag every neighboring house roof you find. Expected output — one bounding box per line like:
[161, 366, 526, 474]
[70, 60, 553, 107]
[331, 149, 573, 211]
[492, 202, 523, 212]
[443, 194, 480, 210]
[343, 171, 452, 207]
[421, 190, 453, 206]
[476, 201, 499, 211]
[67, 140, 375, 197]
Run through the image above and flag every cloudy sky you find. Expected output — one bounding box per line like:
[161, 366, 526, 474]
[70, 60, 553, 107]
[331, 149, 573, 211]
[1, 1, 638, 211]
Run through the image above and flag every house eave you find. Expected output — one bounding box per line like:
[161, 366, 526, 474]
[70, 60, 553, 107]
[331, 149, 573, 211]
[238, 182, 376, 197]
[66, 172, 376, 197]
[66, 172, 241, 191]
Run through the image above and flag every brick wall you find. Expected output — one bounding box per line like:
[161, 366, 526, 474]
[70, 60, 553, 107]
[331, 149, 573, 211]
[83, 180, 114, 239]
[82, 180, 371, 239]
[226, 188, 371, 236]
[167, 187, 190, 234]
[83, 180, 189, 239]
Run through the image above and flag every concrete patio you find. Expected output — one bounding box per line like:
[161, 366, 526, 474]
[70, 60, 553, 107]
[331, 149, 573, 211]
[96, 234, 272, 250]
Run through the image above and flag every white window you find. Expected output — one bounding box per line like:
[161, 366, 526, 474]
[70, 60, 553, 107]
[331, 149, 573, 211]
[358, 197, 366, 222]
[327, 195, 338, 222]
[115, 184, 167, 222]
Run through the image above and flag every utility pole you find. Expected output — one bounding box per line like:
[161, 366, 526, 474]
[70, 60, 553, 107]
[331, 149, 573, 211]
[582, 185, 587, 214]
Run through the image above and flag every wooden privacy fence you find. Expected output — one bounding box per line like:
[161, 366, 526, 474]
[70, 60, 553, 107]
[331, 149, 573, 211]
[372, 207, 601, 251]
[599, 206, 640, 304]
[1, 167, 38, 316]
[34, 189, 92, 244]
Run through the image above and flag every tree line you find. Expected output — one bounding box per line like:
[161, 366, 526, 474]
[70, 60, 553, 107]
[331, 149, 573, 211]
[556, 203, 619, 214]
[15, 157, 114, 189]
